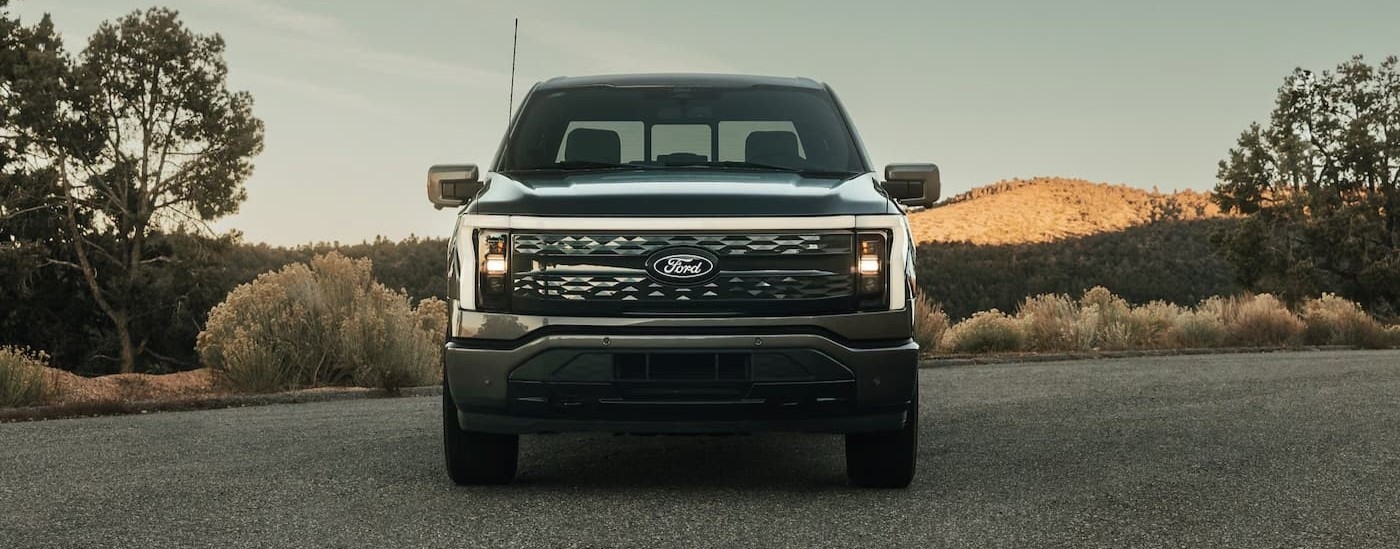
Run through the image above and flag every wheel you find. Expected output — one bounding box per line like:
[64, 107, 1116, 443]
[443, 379, 519, 485]
[845, 395, 918, 488]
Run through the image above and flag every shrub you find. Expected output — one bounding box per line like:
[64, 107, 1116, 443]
[1168, 310, 1227, 348]
[197, 252, 446, 393]
[1129, 301, 1184, 349]
[944, 309, 1025, 353]
[1015, 289, 1179, 351]
[1301, 294, 1391, 348]
[1387, 325, 1400, 348]
[1017, 293, 1086, 351]
[912, 290, 950, 354]
[1205, 294, 1304, 347]
[1079, 286, 1139, 350]
[0, 347, 55, 408]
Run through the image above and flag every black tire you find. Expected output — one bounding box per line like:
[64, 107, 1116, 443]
[845, 396, 918, 489]
[443, 379, 519, 485]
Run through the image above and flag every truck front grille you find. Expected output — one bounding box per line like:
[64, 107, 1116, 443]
[509, 231, 856, 316]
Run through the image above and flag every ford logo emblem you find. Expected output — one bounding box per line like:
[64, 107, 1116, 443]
[645, 247, 719, 285]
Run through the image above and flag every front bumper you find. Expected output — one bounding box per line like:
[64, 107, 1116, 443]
[444, 309, 918, 435]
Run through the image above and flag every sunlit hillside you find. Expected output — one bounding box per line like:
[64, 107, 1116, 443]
[908, 177, 1226, 245]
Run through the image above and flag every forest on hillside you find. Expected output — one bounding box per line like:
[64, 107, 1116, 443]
[916, 219, 1242, 320]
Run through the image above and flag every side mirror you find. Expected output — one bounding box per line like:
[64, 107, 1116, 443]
[427, 164, 484, 209]
[881, 163, 941, 208]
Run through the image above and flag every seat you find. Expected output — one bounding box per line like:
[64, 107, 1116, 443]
[564, 128, 622, 164]
[745, 131, 803, 167]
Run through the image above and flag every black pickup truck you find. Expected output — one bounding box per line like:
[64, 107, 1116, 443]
[426, 73, 940, 488]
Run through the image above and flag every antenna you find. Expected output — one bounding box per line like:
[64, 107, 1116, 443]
[507, 17, 518, 125]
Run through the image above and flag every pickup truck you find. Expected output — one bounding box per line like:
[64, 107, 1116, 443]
[426, 73, 940, 488]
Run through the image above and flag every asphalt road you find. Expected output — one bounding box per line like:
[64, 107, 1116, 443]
[4, 350, 1400, 548]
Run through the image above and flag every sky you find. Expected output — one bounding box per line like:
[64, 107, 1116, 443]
[12, 0, 1400, 245]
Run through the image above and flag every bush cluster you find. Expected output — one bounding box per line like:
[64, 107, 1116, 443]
[1300, 294, 1393, 349]
[923, 287, 1395, 354]
[196, 252, 446, 393]
[0, 346, 55, 408]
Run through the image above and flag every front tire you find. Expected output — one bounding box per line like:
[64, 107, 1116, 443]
[443, 379, 518, 485]
[845, 397, 918, 488]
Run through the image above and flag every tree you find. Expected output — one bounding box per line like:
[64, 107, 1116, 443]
[1214, 55, 1400, 315]
[1, 1, 98, 367]
[53, 8, 264, 373]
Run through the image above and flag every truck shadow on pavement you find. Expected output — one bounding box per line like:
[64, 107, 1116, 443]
[440, 426, 952, 492]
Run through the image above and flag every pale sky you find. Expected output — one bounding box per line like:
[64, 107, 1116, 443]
[14, 0, 1400, 245]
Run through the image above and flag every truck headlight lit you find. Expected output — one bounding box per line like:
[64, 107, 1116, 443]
[478, 231, 510, 309]
[856, 232, 887, 302]
[484, 255, 508, 275]
[858, 255, 880, 275]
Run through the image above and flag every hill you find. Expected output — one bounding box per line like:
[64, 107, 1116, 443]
[908, 178, 1241, 319]
[916, 219, 1242, 319]
[908, 177, 1225, 245]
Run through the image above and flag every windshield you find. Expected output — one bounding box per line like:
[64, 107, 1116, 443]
[498, 86, 867, 175]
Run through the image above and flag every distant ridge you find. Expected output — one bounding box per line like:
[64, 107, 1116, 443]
[908, 177, 1226, 245]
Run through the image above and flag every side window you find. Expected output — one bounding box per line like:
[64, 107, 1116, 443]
[652, 124, 712, 161]
[555, 121, 645, 163]
[718, 121, 806, 162]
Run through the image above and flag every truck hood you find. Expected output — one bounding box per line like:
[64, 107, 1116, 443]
[466, 170, 894, 217]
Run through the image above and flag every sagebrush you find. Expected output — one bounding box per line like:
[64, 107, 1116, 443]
[912, 290, 950, 353]
[1203, 294, 1304, 347]
[0, 346, 55, 408]
[196, 252, 446, 392]
[1300, 294, 1391, 349]
[930, 287, 1393, 355]
[943, 309, 1025, 353]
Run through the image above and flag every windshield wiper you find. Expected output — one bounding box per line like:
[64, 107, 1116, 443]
[666, 161, 857, 178]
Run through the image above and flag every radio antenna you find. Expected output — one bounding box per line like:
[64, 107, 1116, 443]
[507, 17, 518, 125]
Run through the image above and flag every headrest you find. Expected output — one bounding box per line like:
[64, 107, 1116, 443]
[564, 128, 622, 164]
[745, 131, 801, 164]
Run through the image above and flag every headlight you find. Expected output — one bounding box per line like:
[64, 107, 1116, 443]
[477, 230, 509, 309]
[856, 231, 888, 308]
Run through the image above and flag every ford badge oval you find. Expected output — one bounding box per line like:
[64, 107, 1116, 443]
[645, 247, 720, 285]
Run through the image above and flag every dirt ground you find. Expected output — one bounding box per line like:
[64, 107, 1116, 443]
[43, 367, 227, 405]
